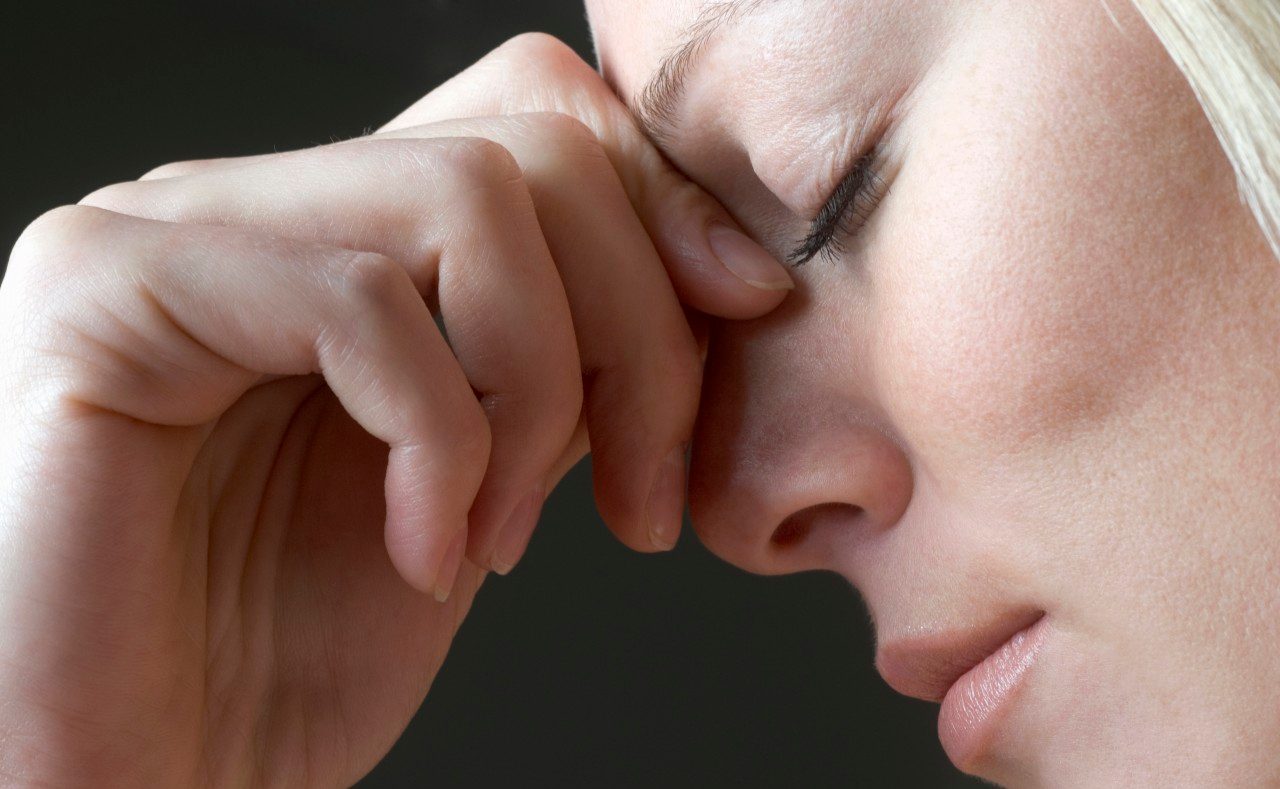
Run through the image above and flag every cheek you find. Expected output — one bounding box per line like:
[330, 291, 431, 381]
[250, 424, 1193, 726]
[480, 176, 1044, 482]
[870, 0, 1236, 461]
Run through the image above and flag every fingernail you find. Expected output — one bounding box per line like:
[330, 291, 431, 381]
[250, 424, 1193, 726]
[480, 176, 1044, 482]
[434, 528, 468, 603]
[707, 222, 795, 291]
[647, 445, 688, 551]
[491, 487, 545, 576]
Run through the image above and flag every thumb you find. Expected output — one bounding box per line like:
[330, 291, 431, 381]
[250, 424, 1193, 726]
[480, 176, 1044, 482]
[382, 32, 795, 320]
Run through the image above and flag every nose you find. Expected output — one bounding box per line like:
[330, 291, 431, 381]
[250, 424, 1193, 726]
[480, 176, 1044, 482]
[687, 311, 914, 577]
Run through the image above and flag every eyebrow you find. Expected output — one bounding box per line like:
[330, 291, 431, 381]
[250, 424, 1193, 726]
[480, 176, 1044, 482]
[634, 0, 771, 145]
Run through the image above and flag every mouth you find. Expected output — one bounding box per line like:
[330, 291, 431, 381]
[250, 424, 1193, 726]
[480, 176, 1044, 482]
[875, 609, 1047, 770]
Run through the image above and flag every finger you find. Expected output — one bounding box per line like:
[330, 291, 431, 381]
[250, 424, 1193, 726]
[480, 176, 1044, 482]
[387, 34, 796, 317]
[146, 34, 797, 317]
[104, 118, 701, 561]
[125, 116, 710, 558]
[362, 114, 703, 553]
[83, 138, 583, 576]
[22, 205, 491, 599]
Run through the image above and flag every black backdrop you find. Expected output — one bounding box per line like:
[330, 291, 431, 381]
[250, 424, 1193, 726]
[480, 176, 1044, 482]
[3, 1, 982, 786]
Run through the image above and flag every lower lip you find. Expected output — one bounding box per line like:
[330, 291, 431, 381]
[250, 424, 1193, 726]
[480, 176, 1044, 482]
[937, 616, 1048, 770]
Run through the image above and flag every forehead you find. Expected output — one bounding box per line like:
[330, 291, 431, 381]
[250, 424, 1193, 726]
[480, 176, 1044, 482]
[584, 1, 919, 96]
[584, 0, 706, 99]
[585, 0, 939, 212]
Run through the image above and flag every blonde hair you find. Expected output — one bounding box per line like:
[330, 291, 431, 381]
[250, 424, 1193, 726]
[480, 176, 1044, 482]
[1132, 0, 1280, 260]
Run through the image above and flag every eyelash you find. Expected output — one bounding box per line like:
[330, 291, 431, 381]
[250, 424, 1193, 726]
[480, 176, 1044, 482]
[786, 151, 887, 267]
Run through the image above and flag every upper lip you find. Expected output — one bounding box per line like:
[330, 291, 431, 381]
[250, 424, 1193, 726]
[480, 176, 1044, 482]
[874, 609, 1046, 702]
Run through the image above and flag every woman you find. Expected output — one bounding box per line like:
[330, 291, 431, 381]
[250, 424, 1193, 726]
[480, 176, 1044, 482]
[1, 0, 1276, 785]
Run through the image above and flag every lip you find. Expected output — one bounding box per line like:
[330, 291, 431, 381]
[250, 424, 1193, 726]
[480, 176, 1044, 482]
[876, 610, 1047, 769]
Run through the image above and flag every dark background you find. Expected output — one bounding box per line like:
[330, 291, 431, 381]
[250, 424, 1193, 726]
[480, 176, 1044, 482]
[3, 2, 981, 786]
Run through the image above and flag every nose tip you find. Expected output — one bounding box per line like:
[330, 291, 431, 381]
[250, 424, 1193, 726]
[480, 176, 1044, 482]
[687, 426, 914, 577]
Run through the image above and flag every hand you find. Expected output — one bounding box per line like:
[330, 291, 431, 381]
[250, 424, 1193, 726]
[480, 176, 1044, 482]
[0, 35, 792, 786]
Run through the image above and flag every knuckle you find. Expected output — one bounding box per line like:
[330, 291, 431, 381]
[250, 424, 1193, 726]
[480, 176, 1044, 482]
[24, 203, 103, 240]
[407, 396, 491, 477]
[331, 251, 409, 308]
[432, 137, 523, 188]
[4, 206, 112, 354]
[519, 111, 607, 159]
[523, 112, 615, 178]
[490, 33, 611, 104]
[426, 138, 532, 219]
[10, 205, 104, 281]
[521, 110, 595, 143]
[497, 32, 585, 75]
[139, 160, 200, 180]
[78, 180, 146, 213]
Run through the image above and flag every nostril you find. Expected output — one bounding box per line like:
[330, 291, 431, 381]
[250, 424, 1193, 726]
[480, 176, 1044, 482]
[770, 503, 865, 549]
[770, 517, 809, 547]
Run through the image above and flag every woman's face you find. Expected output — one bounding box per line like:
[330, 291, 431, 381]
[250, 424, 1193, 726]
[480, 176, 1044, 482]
[588, 0, 1280, 784]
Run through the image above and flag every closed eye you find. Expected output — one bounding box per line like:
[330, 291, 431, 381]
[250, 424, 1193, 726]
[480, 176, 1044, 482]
[787, 150, 887, 266]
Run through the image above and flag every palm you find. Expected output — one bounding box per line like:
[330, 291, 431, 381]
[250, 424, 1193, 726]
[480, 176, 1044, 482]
[176, 378, 487, 784]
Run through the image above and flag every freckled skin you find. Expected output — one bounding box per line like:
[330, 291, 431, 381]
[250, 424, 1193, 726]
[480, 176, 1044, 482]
[589, 0, 1280, 784]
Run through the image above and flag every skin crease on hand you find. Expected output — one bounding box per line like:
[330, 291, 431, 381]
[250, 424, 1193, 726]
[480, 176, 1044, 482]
[588, 0, 1280, 785]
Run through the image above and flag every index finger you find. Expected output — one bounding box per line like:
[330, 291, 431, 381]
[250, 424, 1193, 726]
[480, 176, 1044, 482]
[133, 35, 794, 319]
[382, 33, 796, 319]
